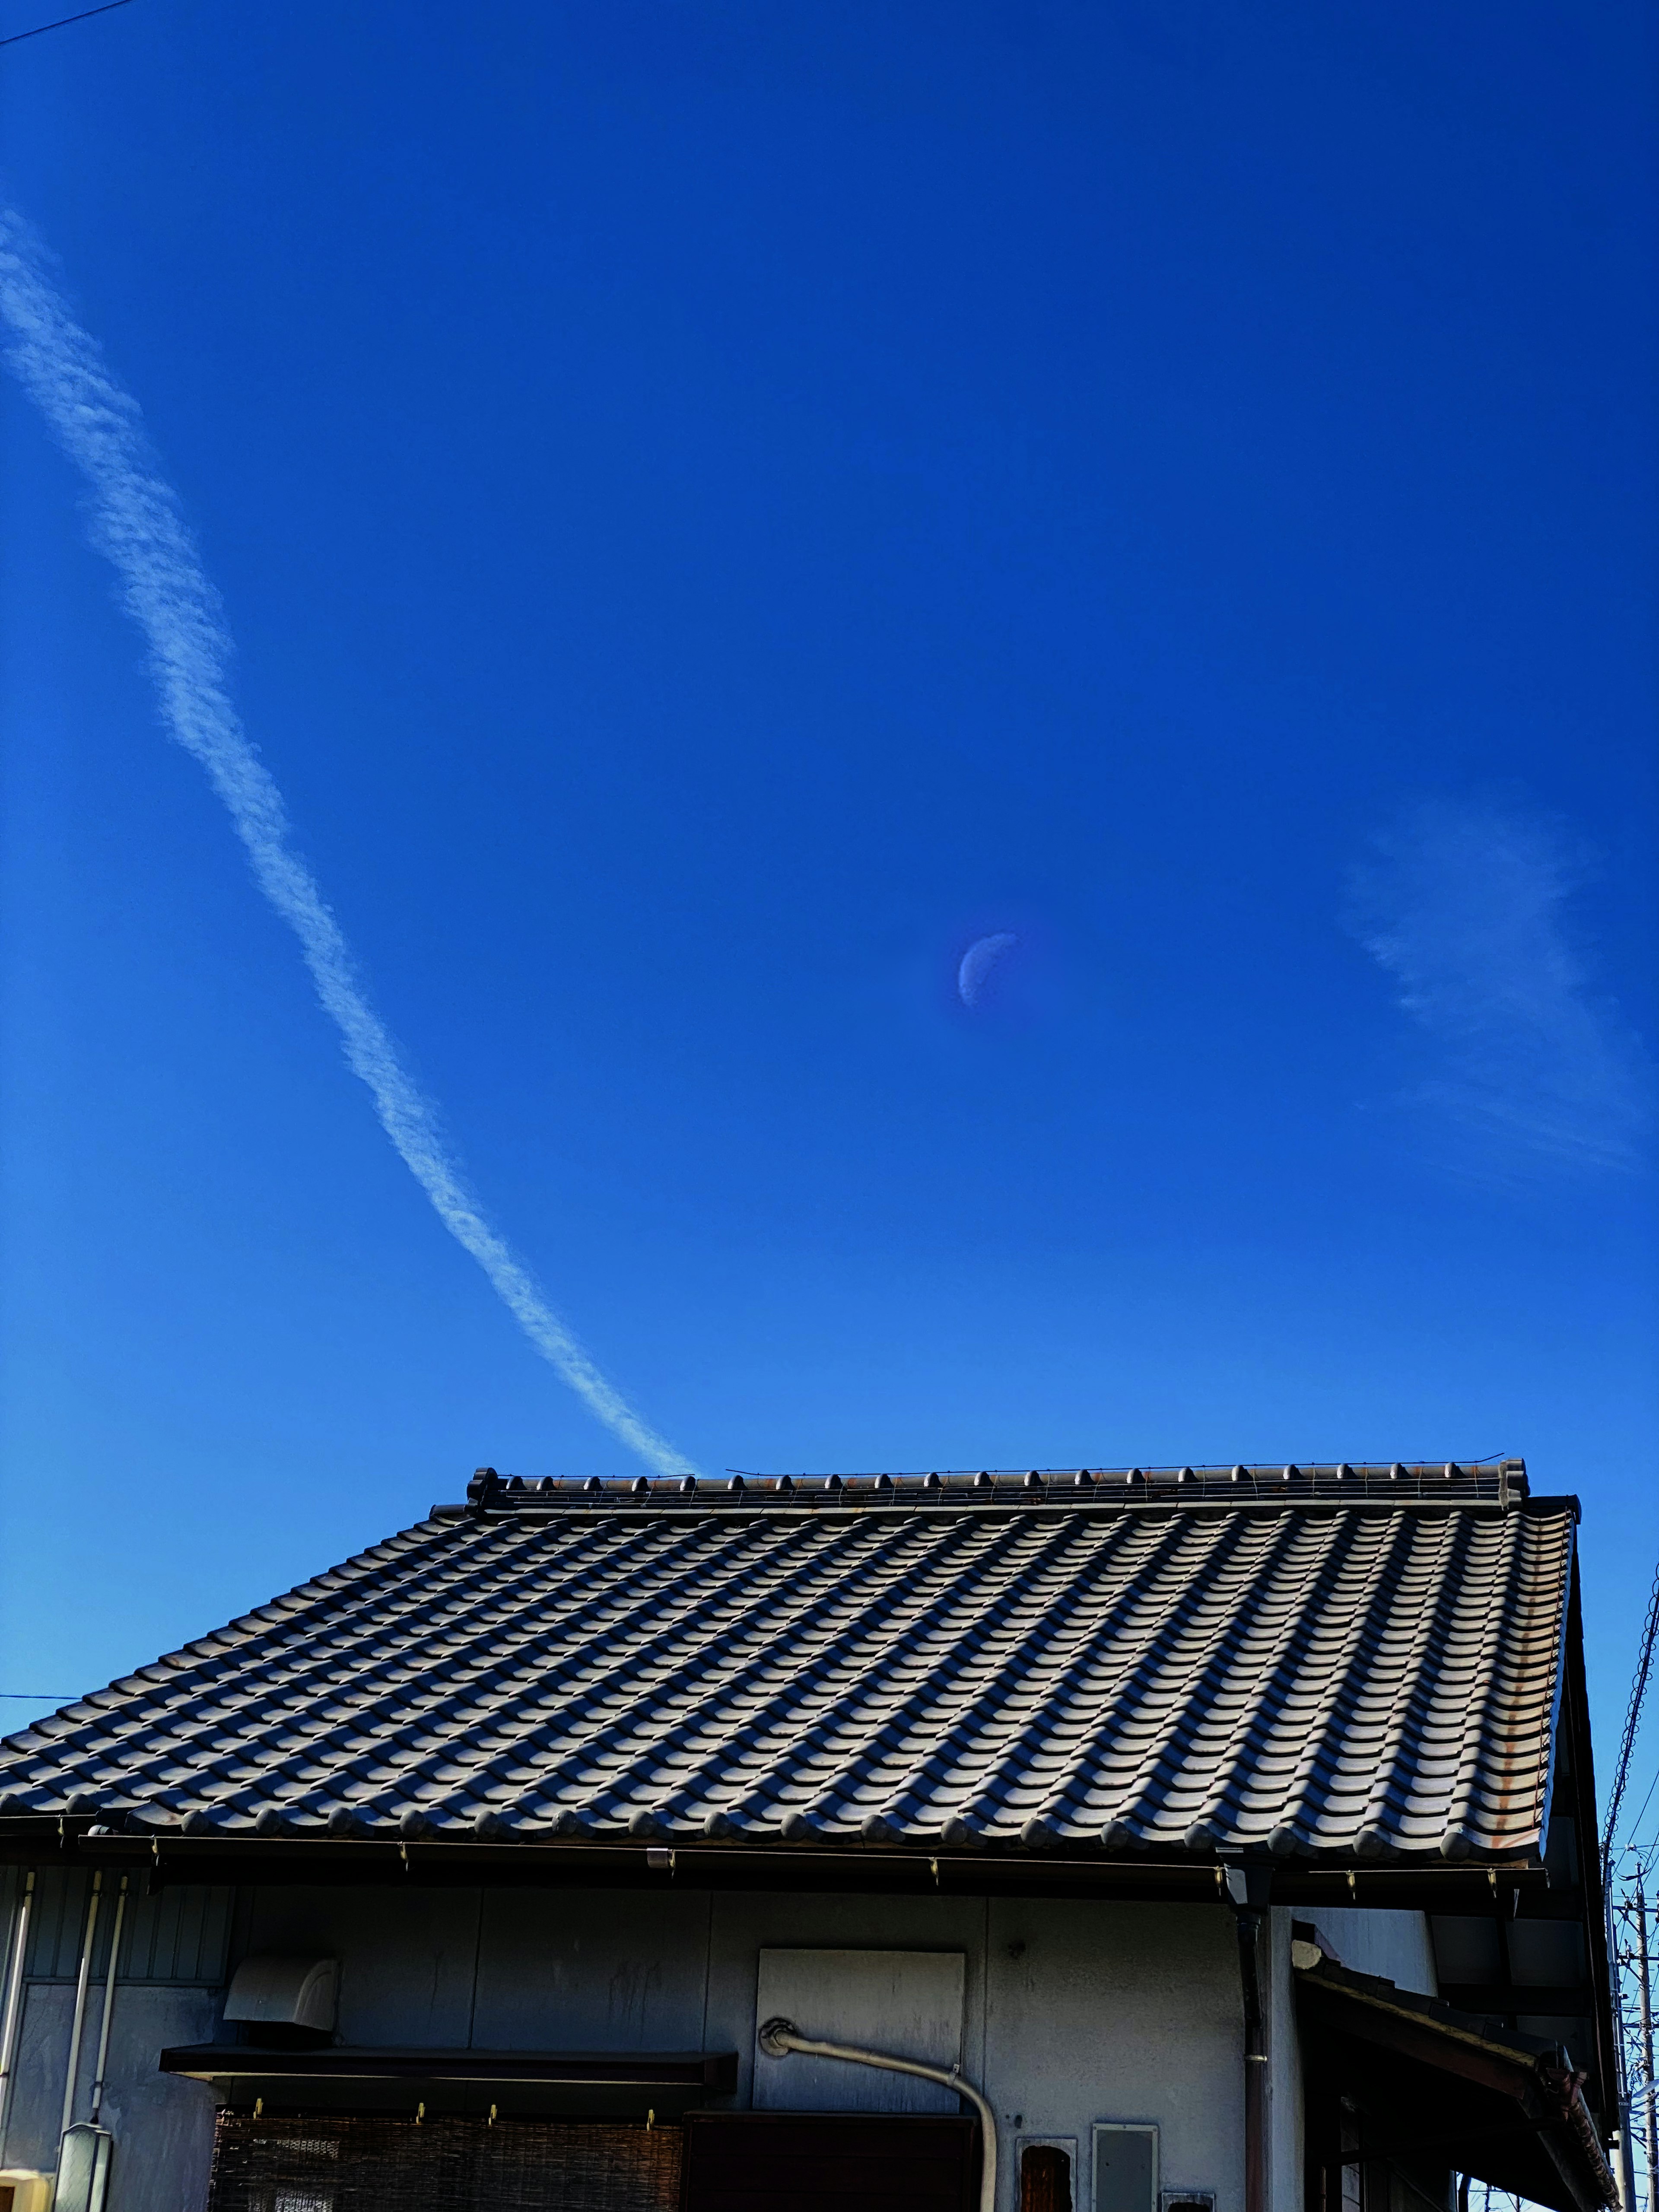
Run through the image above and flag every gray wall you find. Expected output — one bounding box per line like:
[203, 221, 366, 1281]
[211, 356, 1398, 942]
[1308, 1907, 1436, 1996]
[973, 1896, 1243, 2212]
[0, 1870, 226, 2212]
[1266, 1910, 1304, 2212]
[241, 1883, 1248, 2212]
[2, 1985, 223, 2212]
[2, 1874, 1437, 2212]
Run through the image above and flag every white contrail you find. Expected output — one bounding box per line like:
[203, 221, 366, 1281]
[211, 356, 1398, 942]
[0, 208, 695, 1478]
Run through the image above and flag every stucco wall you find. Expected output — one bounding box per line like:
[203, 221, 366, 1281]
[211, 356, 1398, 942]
[973, 1896, 1243, 2212]
[1301, 1907, 1437, 1996]
[1261, 1904, 1439, 2212]
[1266, 1910, 1304, 2212]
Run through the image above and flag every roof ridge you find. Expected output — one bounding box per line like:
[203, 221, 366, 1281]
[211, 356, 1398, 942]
[448, 1457, 1529, 1516]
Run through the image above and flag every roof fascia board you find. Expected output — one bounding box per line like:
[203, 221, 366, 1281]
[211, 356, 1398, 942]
[1562, 1551, 1621, 2122]
[16, 1833, 1551, 1907]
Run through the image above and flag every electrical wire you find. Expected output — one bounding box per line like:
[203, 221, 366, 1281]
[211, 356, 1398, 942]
[1606, 1554, 1659, 1883]
[0, 0, 132, 50]
[1622, 1769, 1659, 1869]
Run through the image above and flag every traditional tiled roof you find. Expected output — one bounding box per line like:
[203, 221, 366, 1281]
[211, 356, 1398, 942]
[0, 1459, 1572, 1863]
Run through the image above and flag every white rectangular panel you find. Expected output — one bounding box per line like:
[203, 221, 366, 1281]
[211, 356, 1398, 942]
[1093, 2124, 1159, 2212]
[753, 1947, 966, 2113]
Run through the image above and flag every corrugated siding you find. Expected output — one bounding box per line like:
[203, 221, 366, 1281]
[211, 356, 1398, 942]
[22, 1870, 231, 1984]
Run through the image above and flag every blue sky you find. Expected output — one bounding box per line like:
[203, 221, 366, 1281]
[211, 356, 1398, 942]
[2, 0, 1656, 1818]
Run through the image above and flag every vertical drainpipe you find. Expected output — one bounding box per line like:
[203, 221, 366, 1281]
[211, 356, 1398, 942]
[0, 1869, 38, 2160]
[88, 1875, 128, 2127]
[60, 1870, 103, 2143]
[1225, 1863, 1273, 2212]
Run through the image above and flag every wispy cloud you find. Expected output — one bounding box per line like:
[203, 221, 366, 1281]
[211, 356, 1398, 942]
[1348, 796, 1652, 1178]
[0, 207, 694, 1476]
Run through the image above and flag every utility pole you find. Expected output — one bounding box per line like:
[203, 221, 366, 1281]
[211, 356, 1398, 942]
[1639, 1874, 1658, 2212]
[1614, 1874, 1641, 2212]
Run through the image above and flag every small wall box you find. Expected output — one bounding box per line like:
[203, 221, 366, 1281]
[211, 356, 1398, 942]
[1162, 2193, 1215, 2212]
[0, 2171, 54, 2212]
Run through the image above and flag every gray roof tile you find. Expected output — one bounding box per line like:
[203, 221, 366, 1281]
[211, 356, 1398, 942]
[0, 1459, 1571, 1862]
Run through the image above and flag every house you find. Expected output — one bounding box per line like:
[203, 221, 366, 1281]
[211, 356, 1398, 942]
[0, 1458, 1621, 2212]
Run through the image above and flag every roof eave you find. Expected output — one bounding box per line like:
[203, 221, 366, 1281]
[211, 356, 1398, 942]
[2, 1825, 1549, 1906]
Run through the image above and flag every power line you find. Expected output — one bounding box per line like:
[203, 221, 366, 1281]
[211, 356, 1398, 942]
[0, 0, 133, 50]
[1608, 1556, 1659, 1882]
[0, 1692, 79, 1700]
[1624, 1768, 1659, 1867]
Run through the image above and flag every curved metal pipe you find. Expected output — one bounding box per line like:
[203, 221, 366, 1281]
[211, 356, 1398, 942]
[758, 2016, 998, 2212]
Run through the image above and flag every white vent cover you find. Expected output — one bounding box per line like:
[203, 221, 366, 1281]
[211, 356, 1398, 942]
[223, 1955, 337, 2031]
[753, 1948, 965, 2114]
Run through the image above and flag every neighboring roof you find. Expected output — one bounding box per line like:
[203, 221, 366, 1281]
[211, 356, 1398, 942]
[0, 1458, 1573, 1864]
[1294, 1941, 1618, 2212]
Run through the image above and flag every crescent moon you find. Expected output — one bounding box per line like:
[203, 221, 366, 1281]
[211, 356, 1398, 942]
[958, 932, 1018, 1008]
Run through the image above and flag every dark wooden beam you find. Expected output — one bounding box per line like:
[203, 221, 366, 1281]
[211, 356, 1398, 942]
[1436, 1985, 1593, 2016]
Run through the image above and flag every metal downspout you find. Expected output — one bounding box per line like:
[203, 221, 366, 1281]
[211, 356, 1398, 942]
[1235, 1913, 1268, 2212]
[88, 1875, 127, 2126]
[0, 1869, 37, 2160]
[60, 1871, 103, 2142]
[1224, 1864, 1272, 2212]
[758, 2017, 999, 2212]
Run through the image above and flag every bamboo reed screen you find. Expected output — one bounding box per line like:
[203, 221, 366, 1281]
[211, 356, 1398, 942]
[205, 2113, 684, 2212]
